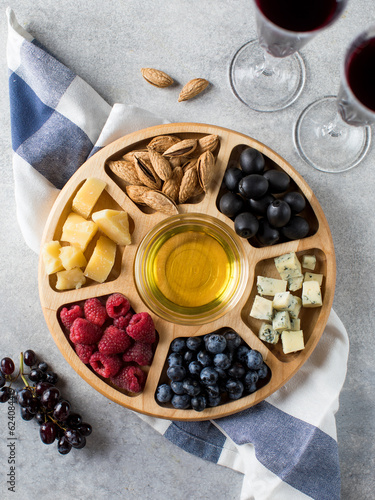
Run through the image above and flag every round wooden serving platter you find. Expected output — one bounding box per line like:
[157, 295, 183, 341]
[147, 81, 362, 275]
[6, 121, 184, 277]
[38, 123, 336, 421]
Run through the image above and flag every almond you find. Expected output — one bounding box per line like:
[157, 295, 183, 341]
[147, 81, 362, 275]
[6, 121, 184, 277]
[141, 68, 174, 88]
[147, 135, 181, 153]
[133, 153, 162, 190]
[142, 190, 179, 215]
[179, 167, 199, 204]
[178, 78, 209, 102]
[125, 185, 152, 205]
[162, 166, 183, 202]
[197, 150, 215, 192]
[163, 138, 198, 157]
[147, 147, 173, 181]
[107, 160, 142, 186]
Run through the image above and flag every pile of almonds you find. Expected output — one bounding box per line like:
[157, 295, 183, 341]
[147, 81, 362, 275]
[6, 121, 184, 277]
[107, 134, 220, 215]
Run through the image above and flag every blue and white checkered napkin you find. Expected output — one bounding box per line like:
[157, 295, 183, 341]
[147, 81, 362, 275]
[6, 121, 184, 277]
[6, 8, 349, 499]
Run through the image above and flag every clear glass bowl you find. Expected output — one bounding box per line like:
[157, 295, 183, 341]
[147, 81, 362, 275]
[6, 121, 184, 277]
[134, 213, 248, 325]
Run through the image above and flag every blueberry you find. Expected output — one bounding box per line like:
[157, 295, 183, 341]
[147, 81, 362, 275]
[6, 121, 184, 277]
[216, 367, 229, 380]
[170, 338, 186, 353]
[246, 383, 257, 394]
[239, 148, 265, 175]
[247, 350, 264, 370]
[186, 337, 203, 351]
[191, 395, 207, 412]
[223, 167, 244, 192]
[226, 379, 244, 397]
[257, 363, 269, 379]
[228, 362, 246, 379]
[167, 365, 186, 382]
[213, 353, 231, 370]
[244, 370, 259, 386]
[188, 361, 202, 377]
[167, 353, 183, 366]
[200, 367, 219, 386]
[236, 345, 250, 363]
[206, 334, 227, 354]
[197, 350, 212, 367]
[171, 394, 191, 409]
[207, 395, 222, 407]
[224, 330, 242, 352]
[182, 378, 202, 397]
[183, 350, 194, 364]
[170, 381, 185, 395]
[205, 384, 220, 398]
[156, 384, 173, 403]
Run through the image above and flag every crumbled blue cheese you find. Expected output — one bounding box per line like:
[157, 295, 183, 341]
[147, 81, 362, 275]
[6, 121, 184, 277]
[274, 252, 302, 280]
[287, 274, 304, 292]
[302, 254, 316, 271]
[273, 291, 293, 311]
[272, 311, 291, 331]
[259, 322, 280, 344]
[302, 280, 322, 308]
[250, 295, 273, 321]
[288, 295, 302, 319]
[281, 330, 305, 354]
[290, 317, 301, 331]
[257, 276, 287, 296]
[304, 272, 323, 286]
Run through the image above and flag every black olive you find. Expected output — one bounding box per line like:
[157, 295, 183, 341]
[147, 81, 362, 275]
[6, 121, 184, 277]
[256, 218, 280, 246]
[281, 216, 310, 240]
[219, 192, 245, 218]
[234, 212, 259, 239]
[267, 200, 291, 228]
[238, 175, 268, 200]
[239, 148, 265, 175]
[282, 191, 306, 213]
[223, 168, 243, 192]
[248, 194, 275, 216]
[263, 170, 290, 194]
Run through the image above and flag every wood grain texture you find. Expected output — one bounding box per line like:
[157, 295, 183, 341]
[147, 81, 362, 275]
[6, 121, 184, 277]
[38, 123, 336, 421]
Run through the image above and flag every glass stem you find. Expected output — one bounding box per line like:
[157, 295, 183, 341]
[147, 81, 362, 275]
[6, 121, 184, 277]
[255, 49, 282, 77]
[321, 111, 344, 138]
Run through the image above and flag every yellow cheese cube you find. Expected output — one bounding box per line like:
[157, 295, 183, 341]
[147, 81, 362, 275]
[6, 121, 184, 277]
[72, 177, 106, 219]
[59, 245, 87, 271]
[281, 330, 305, 354]
[61, 212, 98, 251]
[84, 235, 116, 283]
[92, 209, 131, 246]
[42, 241, 64, 275]
[55, 268, 86, 290]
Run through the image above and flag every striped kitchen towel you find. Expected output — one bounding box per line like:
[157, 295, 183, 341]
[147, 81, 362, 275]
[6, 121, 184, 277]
[6, 8, 349, 499]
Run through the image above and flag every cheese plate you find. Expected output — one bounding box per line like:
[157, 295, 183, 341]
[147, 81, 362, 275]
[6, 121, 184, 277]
[38, 123, 336, 421]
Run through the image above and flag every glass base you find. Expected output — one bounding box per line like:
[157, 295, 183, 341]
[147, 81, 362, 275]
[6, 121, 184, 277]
[229, 39, 305, 112]
[294, 96, 371, 173]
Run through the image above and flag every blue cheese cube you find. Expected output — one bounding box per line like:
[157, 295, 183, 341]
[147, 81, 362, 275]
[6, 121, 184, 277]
[281, 330, 305, 354]
[257, 276, 287, 296]
[287, 274, 304, 292]
[290, 317, 301, 331]
[302, 281, 322, 308]
[250, 295, 273, 321]
[288, 295, 302, 319]
[304, 272, 323, 286]
[274, 252, 302, 280]
[273, 291, 293, 310]
[272, 311, 291, 331]
[302, 254, 316, 270]
[259, 322, 280, 344]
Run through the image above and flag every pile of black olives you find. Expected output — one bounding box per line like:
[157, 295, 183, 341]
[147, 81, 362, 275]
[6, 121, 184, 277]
[219, 147, 310, 246]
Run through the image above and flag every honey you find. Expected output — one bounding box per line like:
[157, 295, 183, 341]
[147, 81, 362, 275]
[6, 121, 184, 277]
[134, 214, 247, 324]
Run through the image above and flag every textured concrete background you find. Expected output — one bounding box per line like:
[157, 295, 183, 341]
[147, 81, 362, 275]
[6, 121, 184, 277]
[0, 1, 374, 499]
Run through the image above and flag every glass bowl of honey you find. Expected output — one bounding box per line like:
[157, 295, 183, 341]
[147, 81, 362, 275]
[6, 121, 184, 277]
[134, 213, 248, 325]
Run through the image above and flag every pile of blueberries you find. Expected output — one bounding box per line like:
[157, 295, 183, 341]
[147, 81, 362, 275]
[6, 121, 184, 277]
[155, 330, 269, 412]
[219, 147, 310, 246]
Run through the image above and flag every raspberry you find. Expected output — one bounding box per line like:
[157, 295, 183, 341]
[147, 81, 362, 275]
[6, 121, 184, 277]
[60, 305, 83, 330]
[106, 293, 131, 319]
[84, 298, 107, 326]
[70, 318, 103, 345]
[89, 352, 122, 378]
[75, 344, 97, 364]
[110, 365, 146, 393]
[113, 312, 133, 330]
[122, 342, 153, 366]
[126, 313, 155, 344]
[98, 326, 132, 355]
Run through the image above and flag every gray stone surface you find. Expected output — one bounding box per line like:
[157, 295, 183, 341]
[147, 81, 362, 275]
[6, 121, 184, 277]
[0, 1, 374, 499]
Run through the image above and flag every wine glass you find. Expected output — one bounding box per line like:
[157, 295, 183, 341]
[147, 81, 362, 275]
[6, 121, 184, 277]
[294, 26, 375, 173]
[229, 0, 348, 112]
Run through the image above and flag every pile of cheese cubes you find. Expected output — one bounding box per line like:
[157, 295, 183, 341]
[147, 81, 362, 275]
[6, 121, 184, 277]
[250, 251, 323, 354]
[42, 178, 132, 290]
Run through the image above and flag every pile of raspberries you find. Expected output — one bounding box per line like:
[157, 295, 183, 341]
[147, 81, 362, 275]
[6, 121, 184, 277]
[59, 293, 156, 393]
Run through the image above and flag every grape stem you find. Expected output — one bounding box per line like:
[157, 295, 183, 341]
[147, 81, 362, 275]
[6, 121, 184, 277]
[19, 352, 30, 388]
